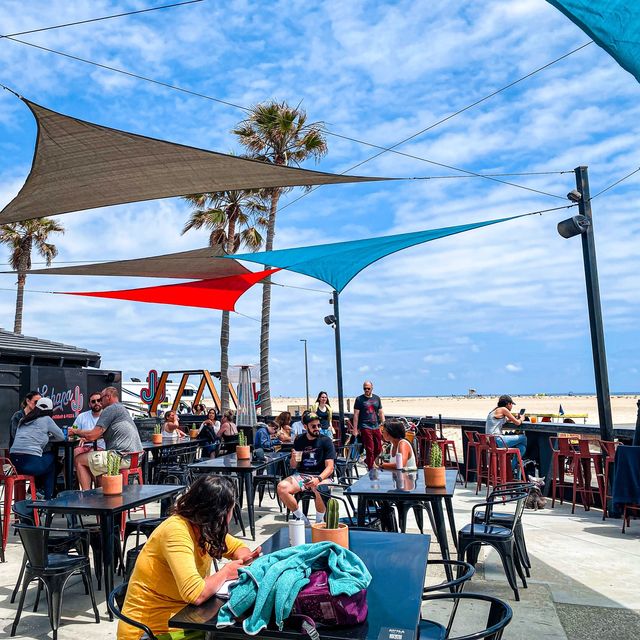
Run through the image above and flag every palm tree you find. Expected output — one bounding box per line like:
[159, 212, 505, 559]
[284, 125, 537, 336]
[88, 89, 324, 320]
[0, 219, 64, 334]
[233, 101, 328, 416]
[182, 189, 267, 412]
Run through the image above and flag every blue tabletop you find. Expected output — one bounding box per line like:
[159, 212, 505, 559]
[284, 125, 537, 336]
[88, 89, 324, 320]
[170, 528, 429, 640]
[33, 484, 184, 514]
[346, 468, 457, 499]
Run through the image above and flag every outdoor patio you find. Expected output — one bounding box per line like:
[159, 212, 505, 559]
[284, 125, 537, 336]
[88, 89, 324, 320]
[0, 473, 638, 640]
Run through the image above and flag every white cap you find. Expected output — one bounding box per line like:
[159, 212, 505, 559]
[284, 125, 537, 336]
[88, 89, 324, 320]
[36, 397, 53, 411]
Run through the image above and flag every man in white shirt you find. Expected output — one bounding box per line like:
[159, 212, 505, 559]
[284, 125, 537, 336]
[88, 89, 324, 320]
[73, 392, 104, 489]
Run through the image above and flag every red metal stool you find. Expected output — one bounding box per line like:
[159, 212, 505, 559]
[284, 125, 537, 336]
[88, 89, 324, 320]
[485, 435, 526, 495]
[597, 440, 619, 520]
[420, 428, 460, 472]
[622, 504, 639, 533]
[120, 452, 146, 538]
[463, 430, 480, 488]
[1, 457, 38, 552]
[475, 433, 491, 494]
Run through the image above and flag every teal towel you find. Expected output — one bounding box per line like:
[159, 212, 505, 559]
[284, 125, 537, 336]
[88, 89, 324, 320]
[217, 541, 372, 635]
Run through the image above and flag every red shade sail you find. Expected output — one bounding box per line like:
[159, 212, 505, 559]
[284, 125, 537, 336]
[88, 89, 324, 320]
[59, 269, 279, 311]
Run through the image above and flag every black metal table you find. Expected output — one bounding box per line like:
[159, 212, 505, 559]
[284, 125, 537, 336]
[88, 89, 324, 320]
[347, 468, 458, 560]
[170, 527, 430, 640]
[34, 484, 184, 619]
[52, 439, 78, 491]
[189, 451, 289, 540]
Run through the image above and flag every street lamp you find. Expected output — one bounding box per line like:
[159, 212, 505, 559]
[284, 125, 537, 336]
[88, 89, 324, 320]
[300, 339, 310, 411]
[325, 291, 345, 441]
[557, 166, 613, 441]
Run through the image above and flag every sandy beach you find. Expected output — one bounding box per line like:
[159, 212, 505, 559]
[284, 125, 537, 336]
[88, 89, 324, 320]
[272, 394, 639, 425]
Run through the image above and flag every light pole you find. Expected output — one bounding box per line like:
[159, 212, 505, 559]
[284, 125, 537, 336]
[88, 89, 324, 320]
[324, 290, 345, 441]
[557, 166, 613, 441]
[300, 339, 310, 410]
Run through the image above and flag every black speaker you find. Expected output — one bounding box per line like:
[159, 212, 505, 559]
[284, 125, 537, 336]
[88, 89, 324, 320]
[557, 214, 590, 239]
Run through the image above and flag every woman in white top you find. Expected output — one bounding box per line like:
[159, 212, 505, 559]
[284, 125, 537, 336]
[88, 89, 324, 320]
[162, 410, 186, 438]
[379, 420, 417, 471]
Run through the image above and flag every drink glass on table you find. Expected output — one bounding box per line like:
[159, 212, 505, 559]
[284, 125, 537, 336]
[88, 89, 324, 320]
[292, 450, 303, 463]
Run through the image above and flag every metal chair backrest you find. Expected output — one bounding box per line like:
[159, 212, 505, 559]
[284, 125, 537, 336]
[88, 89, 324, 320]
[598, 439, 618, 461]
[477, 433, 491, 447]
[12, 500, 37, 526]
[108, 582, 158, 640]
[14, 523, 53, 568]
[464, 430, 479, 444]
[0, 456, 17, 479]
[472, 488, 528, 534]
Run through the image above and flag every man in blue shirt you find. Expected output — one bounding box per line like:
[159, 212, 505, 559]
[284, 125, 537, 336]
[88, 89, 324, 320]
[254, 422, 280, 451]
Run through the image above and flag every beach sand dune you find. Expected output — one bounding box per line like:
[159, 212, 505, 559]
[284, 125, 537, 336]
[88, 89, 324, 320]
[273, 394, 639, 425]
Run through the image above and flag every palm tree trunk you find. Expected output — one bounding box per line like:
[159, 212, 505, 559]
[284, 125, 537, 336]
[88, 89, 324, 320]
[259, 189, 280, 417]
[14, 273, 25, 334]
[220, 310, 230, 412]
[220, 214, 237, 414]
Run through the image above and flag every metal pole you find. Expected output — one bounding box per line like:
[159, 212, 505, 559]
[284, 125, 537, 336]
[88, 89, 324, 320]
[300, 339, 310, 410]
[332, 290, 345, 439]
[575, 166, 614, 441]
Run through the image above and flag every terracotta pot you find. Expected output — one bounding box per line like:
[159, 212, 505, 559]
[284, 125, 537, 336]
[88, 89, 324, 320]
[151, 433, 163, 444]
[102, 473, 123, 495]
[424, 465, 446, 488]
[236, 445, 251, 460]
[311, 523, 349, 549]
[189, 429, 199, 439]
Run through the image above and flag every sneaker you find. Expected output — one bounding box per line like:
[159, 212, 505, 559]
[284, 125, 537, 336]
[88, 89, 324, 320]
[293, 514, 311, 526]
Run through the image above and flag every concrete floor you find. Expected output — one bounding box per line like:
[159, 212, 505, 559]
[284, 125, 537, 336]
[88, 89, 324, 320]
[1, 474, 639, 640]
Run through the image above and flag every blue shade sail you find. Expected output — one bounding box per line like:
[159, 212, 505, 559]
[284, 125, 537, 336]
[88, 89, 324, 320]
[546, 0, 640, 83]
[229, 216, 520, 292]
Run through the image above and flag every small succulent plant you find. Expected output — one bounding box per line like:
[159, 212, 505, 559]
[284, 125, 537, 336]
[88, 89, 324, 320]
[429, 442, 443, 468]
[325, 498, 340, 529]
[106, 451, 122, 476]
[153, 424, 162, 435]
[238, 431, 247, 447]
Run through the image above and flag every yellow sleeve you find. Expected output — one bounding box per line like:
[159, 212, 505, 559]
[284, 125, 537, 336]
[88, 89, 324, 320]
[163, 522, 207, 604]
[223, 533, 247, 559]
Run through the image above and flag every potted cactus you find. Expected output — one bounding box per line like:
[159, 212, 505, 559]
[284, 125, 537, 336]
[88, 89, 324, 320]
[311, 498, 349, 549]
[152, 423, 163, 444]
[424, 442, 446, 488]
[236, 431, 251, 460]
[189, 423, 200, 439]
[102, 451, 124, 495]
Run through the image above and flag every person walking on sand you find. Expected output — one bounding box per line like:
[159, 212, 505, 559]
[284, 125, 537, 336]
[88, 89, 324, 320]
[352, 381, 385, 470]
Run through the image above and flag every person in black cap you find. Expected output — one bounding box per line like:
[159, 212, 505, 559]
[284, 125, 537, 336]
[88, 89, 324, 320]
[485, 395, 527, 474]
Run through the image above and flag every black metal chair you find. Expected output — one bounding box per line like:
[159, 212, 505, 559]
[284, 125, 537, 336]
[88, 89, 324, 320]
[335, 443, 363, 485]
[458, 488, 528, 601]
[122, 516, 167, 556]
[316, 483, 382, 529]
[254, 455, 288, 512]
[124, 543, 146, 581]
[10, 500, 85, 604]
[155, 443, 200, 485]
[422, 559, 475, 595]
[11, 523, 100, 640]
[108, 582, 159, 640]
[419, 592, 512, 640]
[473, 481, 534, 577]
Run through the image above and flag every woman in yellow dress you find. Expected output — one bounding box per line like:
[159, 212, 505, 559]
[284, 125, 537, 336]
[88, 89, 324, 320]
[118, 475, 260, 640]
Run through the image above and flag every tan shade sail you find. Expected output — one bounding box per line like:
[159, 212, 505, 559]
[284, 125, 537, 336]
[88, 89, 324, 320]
[0, 99, 388, 224]
[20, 246, 250, 279]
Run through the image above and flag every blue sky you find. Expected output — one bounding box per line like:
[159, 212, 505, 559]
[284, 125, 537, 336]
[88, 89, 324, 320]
[0, 0, 639, 398]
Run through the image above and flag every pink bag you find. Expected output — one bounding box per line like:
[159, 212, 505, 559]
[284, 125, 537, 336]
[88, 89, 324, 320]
[293, 569, 368, 626]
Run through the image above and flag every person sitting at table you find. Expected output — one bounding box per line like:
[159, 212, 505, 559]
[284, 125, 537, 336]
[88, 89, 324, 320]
[118, 475, 260, 640]
[218, 410, 238, 438]
[378, 420, 417, 471]
[254, 422, 280, 451]
[199, 410, 221, 458]
[69, 386, 143, 488]
[9, 397, 65, 499]
[191, 403, 207, 416]
[277, 411, 336, 526]
[162, 410, 187, 439]
[9, 390, 41, 448]
[486, 394, 527, 476]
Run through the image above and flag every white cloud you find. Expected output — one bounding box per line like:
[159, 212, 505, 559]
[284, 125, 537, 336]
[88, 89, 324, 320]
[505, 364, 523, 373]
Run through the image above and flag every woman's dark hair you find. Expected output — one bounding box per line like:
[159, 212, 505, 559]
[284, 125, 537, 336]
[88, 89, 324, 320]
[20, 390, 40, 410]
[384, 420, 406, 440]
[275, 411, 291, 427]
[20, 405, 52, 426]
[315, 391, 330, 406]
[171, 475, 236, 558]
